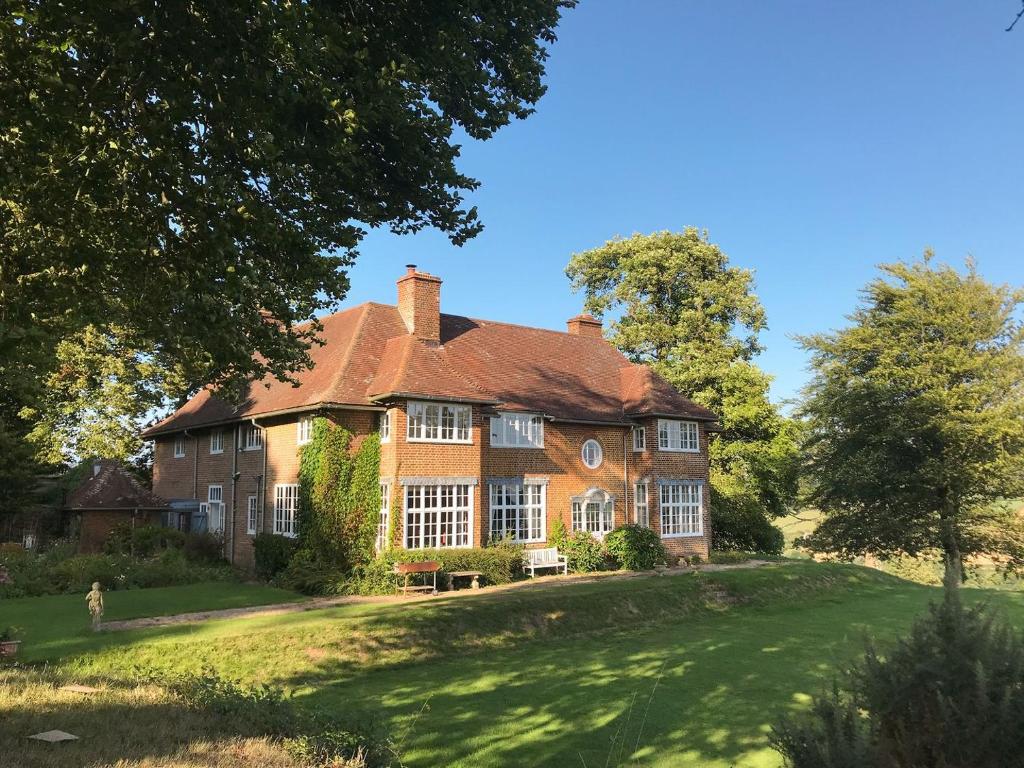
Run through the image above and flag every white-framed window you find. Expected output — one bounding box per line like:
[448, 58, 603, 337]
[635, 482, 649, 527]
[274, 484, 299, 537]
[376, 483, 391, 551]
[632, 426, 646, 452]
[297, 415, 314, 445]
[581, 439, 603, 469]
[660, 481, 703, 537]
[173, 435, 185, 458]
[489, 481, 546, 543]
[571, 488, 614, 538]
[489, 412, 544, 448]
[241, 424, 263, 451]
[207, 485, 224, 533]
[379, 410, 391, 443]
[404, 483, 473, 549]
[209, 430, 224, 454]
[406, 401, 472, 443]
[657, 420, 700, 452]
[246, 495, 258, 535]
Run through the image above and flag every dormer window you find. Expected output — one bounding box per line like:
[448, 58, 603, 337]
[406, 401, 471, 443]
[657, 420, 699, 452]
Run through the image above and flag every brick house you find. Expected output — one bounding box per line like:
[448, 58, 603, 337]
[143, 266, 718, 570]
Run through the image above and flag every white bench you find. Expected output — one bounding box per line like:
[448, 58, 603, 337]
[524, 547, 568, 577]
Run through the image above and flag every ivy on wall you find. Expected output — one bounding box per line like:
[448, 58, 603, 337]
[297, 417, 381, 569]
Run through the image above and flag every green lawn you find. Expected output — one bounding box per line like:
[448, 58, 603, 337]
[5, 564, 1024, 767]
[1, 581, 304, 662]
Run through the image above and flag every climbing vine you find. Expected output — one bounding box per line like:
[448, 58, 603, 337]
[296, 417, 381, 570]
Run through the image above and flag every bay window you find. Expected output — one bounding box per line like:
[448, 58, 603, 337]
[659, 481, 703, 537]
[404, 483, 473, 549]
[657, 420, 699, 452]
[489, 481, 546, 543]
[406, 401, 472, 443]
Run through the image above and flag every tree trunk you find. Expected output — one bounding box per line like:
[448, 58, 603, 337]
[939, 494, 963, 587]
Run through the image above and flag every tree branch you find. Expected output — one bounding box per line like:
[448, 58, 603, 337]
[1007, 1, 1024, 31]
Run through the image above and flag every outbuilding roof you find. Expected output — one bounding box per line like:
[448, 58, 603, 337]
[65, 461, 168, 511]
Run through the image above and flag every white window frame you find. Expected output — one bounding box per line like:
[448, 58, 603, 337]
[209, 430, 224, 455]
[632, 426, 646, 452]
[489, 412, 544, 448]
[246, 495, 258, 535]
[406, 401, 472, 444]
[659, 481, 704, 538]
[379, 410, 391, 443]
[571, 488, 614, 538]
[488, 481, 546, 543]
[273, 484, 299, 538]
[207, 485, 224, 534]
[173, 435, 185, 458]
[240, 424, 263, 451]
[581, 439, 603, 469]
[403, 483, 474, 549]
[297, 415, 314, 446]
[376, 482, 391, 551]
[657, 420, 700, 453]
[635, 482, 649, 527]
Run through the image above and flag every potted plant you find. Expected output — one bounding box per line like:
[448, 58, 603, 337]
[0, 627, 21, 658]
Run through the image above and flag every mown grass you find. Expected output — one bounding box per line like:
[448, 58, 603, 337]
[5, 563, 1023, 767]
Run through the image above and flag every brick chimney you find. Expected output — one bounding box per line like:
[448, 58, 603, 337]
[397, 265, 442, 343]
[567, 313, 603, 338]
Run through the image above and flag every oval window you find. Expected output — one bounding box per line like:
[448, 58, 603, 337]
[581, 439, 603, 469]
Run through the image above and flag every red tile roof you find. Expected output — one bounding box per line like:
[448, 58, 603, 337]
[65, 461, 168, 510]
[143, 303, 716, 437]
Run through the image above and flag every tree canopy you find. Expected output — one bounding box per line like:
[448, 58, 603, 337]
[566, 228, 799, 539]
[798, 254, 1024, 578]
[0, 1, 573, 480]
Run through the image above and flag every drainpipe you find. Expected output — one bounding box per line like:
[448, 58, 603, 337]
[229, 424, 238, 563]
[622, 429, 630, 524]
[183, 429, 197, 499]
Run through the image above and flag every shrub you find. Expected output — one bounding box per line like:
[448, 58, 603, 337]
[349, 542, 525, 595]
[771, 577, 1024, 768]
[276, 549, 348, 595]
[183, 530, 227, 564]
[711, 496, 784, 555]
[604, 524, 666, 571]
[104, 524, 186, 557]
[560, 530, 605, 573]
[709, 550, 753, 565]
[253, 533, 300, 581]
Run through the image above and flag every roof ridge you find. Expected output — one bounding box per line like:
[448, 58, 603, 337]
[444, 312, 607, 341]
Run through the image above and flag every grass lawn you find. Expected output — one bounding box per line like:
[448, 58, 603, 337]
[1, 581, 304, 662]
[4, 564, 1024, 767]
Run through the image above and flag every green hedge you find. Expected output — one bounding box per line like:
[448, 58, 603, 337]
[605, 524, 667, 570]
[350, 543, 525, 595]
[253, 533, 301, 581]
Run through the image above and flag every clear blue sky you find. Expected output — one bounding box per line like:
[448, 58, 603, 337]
[341, 1, 1024, 405]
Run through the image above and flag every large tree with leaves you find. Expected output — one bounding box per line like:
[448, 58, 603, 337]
[0, 1, 573, 492]
[798, 254, 1024, 580]
[566, 228, 799, 546]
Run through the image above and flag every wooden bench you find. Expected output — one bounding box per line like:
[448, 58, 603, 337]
[524, 547, 568, 577]
[446, 570, 483, 591]
[394, 560, 440, 595]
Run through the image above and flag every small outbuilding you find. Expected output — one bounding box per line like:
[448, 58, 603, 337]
[65, 461, 168, 553]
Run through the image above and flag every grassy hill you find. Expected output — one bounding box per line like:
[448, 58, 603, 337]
[5, 563, 1024, 767]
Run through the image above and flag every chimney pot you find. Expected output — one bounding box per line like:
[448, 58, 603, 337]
[567, 313, 604, 338]
[405, 264, 417, 275]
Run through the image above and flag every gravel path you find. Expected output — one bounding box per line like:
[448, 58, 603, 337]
[100, 559, 778, 632]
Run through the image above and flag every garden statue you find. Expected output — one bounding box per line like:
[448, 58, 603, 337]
[86, 582, 104, 631]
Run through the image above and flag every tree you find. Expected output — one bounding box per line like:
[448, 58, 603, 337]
[0, 1, 574, 506]
[798, 254, 1024, 580]
[566, 228, 799, 541]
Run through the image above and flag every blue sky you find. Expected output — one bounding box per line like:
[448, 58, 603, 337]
[341, 1, 1024, 405]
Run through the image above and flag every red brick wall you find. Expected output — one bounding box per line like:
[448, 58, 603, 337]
[149, 405, 711, 570]
[78, 509, 163, 554]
